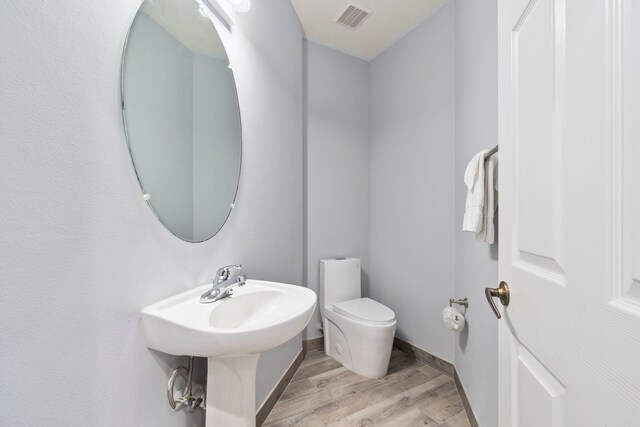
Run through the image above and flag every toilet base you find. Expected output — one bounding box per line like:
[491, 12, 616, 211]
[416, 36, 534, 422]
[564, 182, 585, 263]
[322, 310, 396, 379]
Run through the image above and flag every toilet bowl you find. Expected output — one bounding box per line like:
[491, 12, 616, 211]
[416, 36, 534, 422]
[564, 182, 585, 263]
[320, 258, 397, 379]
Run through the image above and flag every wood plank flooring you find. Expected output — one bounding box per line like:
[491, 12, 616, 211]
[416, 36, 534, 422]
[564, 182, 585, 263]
[263, 349, 472, 427]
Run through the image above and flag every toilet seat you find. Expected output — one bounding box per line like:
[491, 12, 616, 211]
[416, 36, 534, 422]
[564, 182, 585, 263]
[332, 297, 395, 325]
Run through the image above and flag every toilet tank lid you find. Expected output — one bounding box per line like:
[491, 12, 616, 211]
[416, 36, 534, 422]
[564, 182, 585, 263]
[332, 298, 396, 324]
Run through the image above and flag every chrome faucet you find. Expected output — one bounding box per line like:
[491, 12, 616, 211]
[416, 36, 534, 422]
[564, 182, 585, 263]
[200, 264, 247, 304]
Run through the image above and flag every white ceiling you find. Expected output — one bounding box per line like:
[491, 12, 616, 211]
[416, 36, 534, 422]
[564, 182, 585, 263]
[291, 0, 448, 61]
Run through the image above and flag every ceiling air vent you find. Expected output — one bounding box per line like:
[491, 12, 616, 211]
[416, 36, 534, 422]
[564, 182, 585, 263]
[336, 4, 371, 29]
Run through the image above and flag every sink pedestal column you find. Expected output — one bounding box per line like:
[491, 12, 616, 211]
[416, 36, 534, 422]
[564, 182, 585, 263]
[206, 354, 261, 427]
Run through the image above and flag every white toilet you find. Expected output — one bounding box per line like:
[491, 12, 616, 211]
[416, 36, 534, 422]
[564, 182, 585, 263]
[320, 257, 397, 379]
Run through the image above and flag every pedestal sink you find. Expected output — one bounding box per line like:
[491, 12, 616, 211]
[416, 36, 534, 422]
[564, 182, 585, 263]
[141, 280, 317, 427]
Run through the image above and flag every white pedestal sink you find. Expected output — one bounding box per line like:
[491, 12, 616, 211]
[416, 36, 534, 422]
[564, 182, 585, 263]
[140, 280, 317, 427]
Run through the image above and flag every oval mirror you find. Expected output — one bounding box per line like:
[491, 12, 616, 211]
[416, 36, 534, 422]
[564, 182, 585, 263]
[121, 0, 241, 242]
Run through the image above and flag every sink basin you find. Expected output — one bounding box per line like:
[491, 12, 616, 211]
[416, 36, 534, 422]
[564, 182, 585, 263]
[208, 289, 286, 329]
[141, 280, 316, 357]
[140, 279, 317, 427]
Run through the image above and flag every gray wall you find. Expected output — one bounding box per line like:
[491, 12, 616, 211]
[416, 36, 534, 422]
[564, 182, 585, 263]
[0, 0, 302, 425]
[125, 11, 195, 240]
[369, 2, 456, 363]
[454, 0, 499, 425]
[304, 41, 371, 339]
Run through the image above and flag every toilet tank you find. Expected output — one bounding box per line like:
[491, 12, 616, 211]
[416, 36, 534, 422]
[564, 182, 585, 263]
[320, 258, 361, 309]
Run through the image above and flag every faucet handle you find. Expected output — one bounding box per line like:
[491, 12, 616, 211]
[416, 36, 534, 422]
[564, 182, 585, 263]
[215, 264, 242, 280]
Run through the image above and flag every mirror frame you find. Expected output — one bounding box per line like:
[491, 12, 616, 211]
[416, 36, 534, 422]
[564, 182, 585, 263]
[119, 1, 243, 243]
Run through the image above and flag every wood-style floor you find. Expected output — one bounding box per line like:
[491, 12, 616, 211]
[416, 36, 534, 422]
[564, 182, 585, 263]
[263, 348, 472, 427]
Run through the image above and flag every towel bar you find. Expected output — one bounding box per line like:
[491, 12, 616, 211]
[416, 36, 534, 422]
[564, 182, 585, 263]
[484, 145, 498, 160]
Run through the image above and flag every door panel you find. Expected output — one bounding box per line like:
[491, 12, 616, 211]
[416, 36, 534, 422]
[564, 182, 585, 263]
[616, 0, 640, 307]
[515, 342, 565, 427]
[514, 0, 565, 279]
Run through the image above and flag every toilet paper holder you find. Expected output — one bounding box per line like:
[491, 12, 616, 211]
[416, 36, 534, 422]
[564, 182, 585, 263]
[449, 298, 469, 308]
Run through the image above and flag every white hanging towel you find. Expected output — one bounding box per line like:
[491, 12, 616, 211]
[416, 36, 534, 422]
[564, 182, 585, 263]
[462, 149, 489, 233]
[476, 152, 499, 244]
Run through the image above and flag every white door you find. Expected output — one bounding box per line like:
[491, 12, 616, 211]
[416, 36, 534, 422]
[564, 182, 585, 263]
[496, 0, 640, 425]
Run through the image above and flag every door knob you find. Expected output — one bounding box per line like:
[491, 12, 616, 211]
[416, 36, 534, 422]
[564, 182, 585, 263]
[485, 281, 510, 319]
